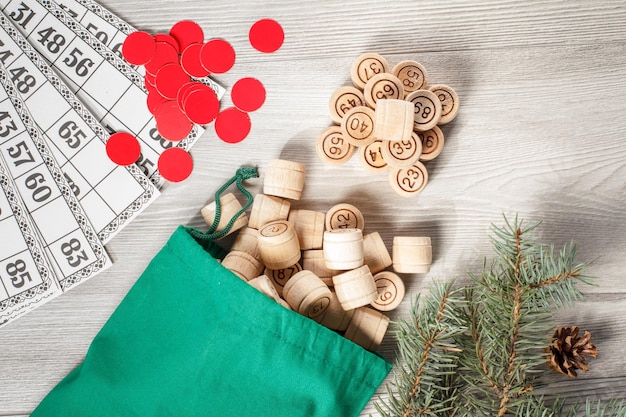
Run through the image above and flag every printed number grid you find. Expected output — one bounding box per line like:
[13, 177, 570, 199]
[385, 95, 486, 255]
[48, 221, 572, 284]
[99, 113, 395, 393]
[0, 15, 158, 243]
[0, 0, 204, 187]
[0, 158, 60, 326]
[52, 0, 144, 75]
[54, 0, 226, 99]
[54, 0, 226, 100]
[0, 63, 111, 291]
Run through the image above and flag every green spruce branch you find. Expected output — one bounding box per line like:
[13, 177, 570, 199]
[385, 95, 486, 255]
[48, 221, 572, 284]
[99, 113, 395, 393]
[374, 280, 465, 417]
[374, 215, 624, 417]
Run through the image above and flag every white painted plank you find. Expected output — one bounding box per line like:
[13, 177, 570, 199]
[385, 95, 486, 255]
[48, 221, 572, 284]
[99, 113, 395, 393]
[0, 0, 625, 415]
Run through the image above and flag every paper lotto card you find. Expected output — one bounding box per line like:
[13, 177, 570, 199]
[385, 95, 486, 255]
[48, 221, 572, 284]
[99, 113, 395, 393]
[0, 64, 111, 293]
[52, 0, 226, 99]
[0, 14, 159, 243]
[0, 158, 60, 326]
[53, 0, 144, 74]
[0, 0, 204, 187]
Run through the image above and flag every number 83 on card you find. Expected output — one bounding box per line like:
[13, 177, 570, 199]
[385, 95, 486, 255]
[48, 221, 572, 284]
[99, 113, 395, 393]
[50, 232, 97, 276]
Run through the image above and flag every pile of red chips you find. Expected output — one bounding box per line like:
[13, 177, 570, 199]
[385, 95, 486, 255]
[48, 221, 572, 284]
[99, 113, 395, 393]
[123, 20, 227, 142]
[109, 18, 284, 182]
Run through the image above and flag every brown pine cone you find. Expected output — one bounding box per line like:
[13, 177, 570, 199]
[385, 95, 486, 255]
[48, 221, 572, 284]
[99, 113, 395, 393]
[547, 325, 597, 378]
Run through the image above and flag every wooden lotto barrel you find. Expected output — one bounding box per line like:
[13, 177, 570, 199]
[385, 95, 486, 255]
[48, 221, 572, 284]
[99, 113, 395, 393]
[405, 89, 442, 132]
[344, 307, 390, 351]
[263, 159, 305, 200]
[373, 98, 414, 143]
[301, 250, 338, 286]
[332, 265, 378, 310]
[328, 86, 364, 124]
[325, 203, 365, 231]
[370, 271, 405, 312]
[350, 52, 388, 89]
[392, 236, 432, 273]
[230, 227, 261, 260]
[428, 84, 459, 125]
[200, 192, 248, 237]
[248, 194, 291, 229]
[416, 126, 445, 161]
[362, 232, 392, 274]
[264, 263, 302, 297]
[257, 220, 301, 270]
[318, 290, 355, 331]
[316, 126, 355, 165]
[247, 275, 292, 310]
[323, 228, 364, 270]
[221, 250, 264, 281]
[288, 209, 325, 250]
[283, 270, 332, 319]
[363, 73, 404, 108]
[380, 133, 423, 168]
[392, 60, 428, 96]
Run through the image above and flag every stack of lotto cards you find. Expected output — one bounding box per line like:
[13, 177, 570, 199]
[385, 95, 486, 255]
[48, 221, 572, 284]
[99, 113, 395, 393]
[0, 0, 219, 326]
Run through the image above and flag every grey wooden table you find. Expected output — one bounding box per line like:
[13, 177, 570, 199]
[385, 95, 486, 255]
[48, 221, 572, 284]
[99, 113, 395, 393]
[1, 1, 625, 415]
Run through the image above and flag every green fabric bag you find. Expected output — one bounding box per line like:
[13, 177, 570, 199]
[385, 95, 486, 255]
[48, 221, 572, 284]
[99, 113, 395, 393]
[30, 168, 391, 417]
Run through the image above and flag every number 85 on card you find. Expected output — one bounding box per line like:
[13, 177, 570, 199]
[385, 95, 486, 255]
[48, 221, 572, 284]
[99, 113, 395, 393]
[0, 254, 42, 297]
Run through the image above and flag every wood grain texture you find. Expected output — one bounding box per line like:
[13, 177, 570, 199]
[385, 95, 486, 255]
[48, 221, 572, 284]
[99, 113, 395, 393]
[1, 0, 625, 416]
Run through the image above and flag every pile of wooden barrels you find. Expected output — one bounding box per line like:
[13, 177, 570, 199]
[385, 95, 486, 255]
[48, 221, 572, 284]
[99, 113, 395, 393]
[317, 52, 460, 197]
[201, 159, 432, 351]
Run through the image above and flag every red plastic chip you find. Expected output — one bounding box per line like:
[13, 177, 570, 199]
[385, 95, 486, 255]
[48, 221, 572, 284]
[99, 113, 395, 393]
[177, 81, 202, 110]
[144, 71, 156, 89]
[145, 41, 179, 76]
[155, 101, 194, 141]
[180, 43, 210, 78]
[154, 33, 180, 54]
[158, 147, 193, 183]
[249, 19, 284, 53]
[122, 31, 156, 65]
[155, 63, 190, 100]
[106, 132, 141, 166]
[215, 107, 251, 144]
[200, 39, 235, 74]
[231, 77, 265, 112]
[184, 85, 220, 125]
[146, 90, 170, 115]
[169, 20, 204, 52]
[145, 80, 157, 98]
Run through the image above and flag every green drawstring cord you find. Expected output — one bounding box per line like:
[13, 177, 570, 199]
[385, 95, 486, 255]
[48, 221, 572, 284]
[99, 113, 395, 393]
[188, 166, 259, 242]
